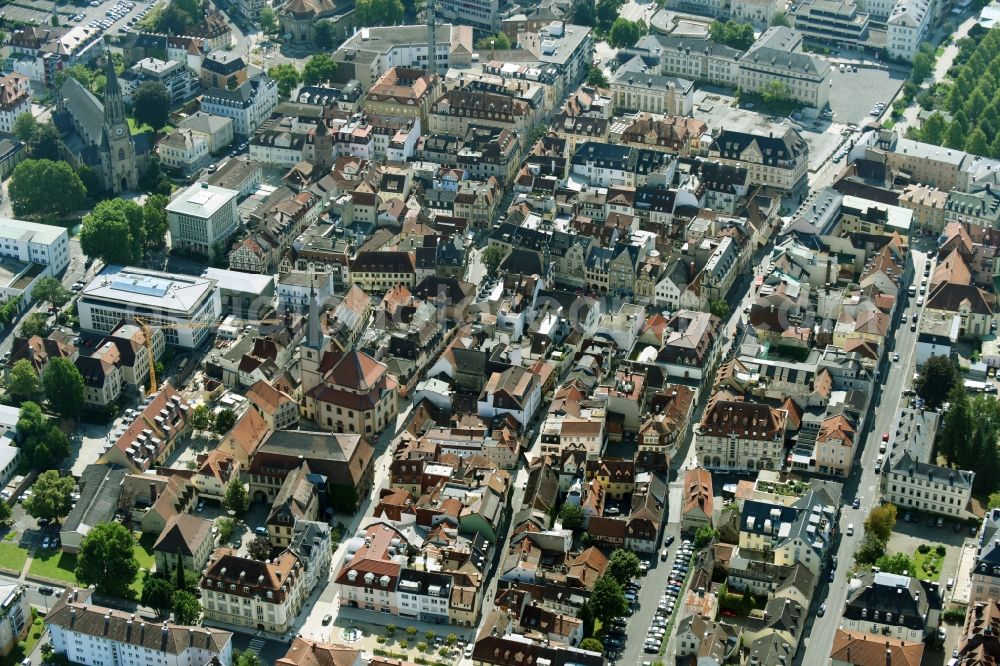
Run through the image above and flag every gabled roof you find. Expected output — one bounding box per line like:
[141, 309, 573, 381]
[152, 513, 213, 556]
[831, 628, 923, 666]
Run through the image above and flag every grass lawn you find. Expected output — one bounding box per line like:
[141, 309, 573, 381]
[913, 546, 945, 580]
[127, 117, 173, 136]
[29, 549, 78, 585]
[131, 533, 157, 595]
[0, 541, 28, 575]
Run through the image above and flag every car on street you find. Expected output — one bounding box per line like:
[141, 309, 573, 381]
[322, 615, 332, 625]
[852, 498, 860, 509]
[818, 603, 827, 616]
[38, 586, 54, 596]
[893, 352, 899, 362]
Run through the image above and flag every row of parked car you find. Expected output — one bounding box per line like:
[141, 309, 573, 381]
[644, 540, 694, 654]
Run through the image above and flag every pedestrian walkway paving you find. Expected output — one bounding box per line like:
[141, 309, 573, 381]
[246, 637, 266, 655]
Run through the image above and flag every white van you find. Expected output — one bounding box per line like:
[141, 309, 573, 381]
[846, 523, 855, 536]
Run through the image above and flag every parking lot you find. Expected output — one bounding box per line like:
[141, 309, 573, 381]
[827, 63, 907, 128]
[2, 0, 160, 36]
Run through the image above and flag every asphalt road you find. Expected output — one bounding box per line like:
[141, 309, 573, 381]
[798, 248, 932, 663]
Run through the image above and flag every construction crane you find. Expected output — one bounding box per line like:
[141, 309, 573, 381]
[132, 315, 289, 395]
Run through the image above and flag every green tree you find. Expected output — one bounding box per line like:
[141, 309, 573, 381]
[23, 470, 75, 525]
[215, 408, 237, 434]
[921, 112, 947, 144]
[586, 66, 609, 87]
[42, 357, 85, 419]
[446, 634, 457, 646]
[968, 89, 989, 120]
[694, 525, 720, 548]
[7, 360, 41, 404]
[223, 477, 249, 515]
[190, 404, 212, 430]
[13, 113, 38, 143]
[475, 32, 511, 50]
[912, 47, 934, 84]
[79, 199, 146, 266]
[589, 576, 628, 625]
[259, 6, 278, 34]
[966, 127, 991, 156]
[607, 17, 646, 48]
[875, 552, 915, 575]
[268, 64, 301, 99]
[76, 522, 140, 598]
[558, 503, 584, 530]
[0, 296, 22, 328]
[595, 0, 625, 32]
[607, 549, 641, 585]
[864, 503, 897, 544]
[709, 298, 730, 319]
[9, 159, 86, 218]
[302, 54, 338, 86]
[217, 517, 236, 542]
[233, 651, 263, 666]
[988, 490, 1000, 509]
[153, 3, 197, 34]
[0, 499, 10, 526]
[854, 533, 886, 564]
[579, 638, 604, 654]
[19, 313, 49, 339]
[16, 402, 70, 470]
[143, 194, 170, 252]
[132, 81, 171, 132]
[915, 354, 959, 408]
[769, 11, 788, 26]
[708, 19, 755, 51]
[945, 120, 967, 149]
[482, 245, 506, 271]
[171, 590, 201, 625]
[314, 20, 337, 49]
[27, 122, 65, 162]
[55, 64, 92, 91]
[571, 0, 595, 26]
[31, 277, 70, 308]
[761, 80, 790, 104]
[354, 0, 404, 25]
[247, 536, 271, 560]
[141, 575, 176, 616]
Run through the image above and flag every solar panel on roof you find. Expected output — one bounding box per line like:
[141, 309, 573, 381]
[111, 276, 169, 297]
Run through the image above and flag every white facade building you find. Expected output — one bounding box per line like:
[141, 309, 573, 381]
[200, 74, 278, 137]
[77, 266, 221, 349]
[882, 449, 974, 518]
[166, 182, 240, 255]
[46, 589, 232, 666]
[0, 218, 70, 273]
[886, 0, 931, 62]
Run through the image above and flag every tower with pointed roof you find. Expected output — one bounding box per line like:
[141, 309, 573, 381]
[100, 54, 139, 193]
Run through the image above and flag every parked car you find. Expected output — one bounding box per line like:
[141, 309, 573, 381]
[852, 498, 860, 509]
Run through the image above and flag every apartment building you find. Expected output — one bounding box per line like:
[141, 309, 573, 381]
[899, 184, 948, 232]
[46, 589, 232, 666]
[791, 0, 871, 49]
[0, 73, 30, 134]
[882, 449, 974, 518]
[332, 24, 474, 88]
[971, 508, 1000, 605]
[200, 74, 278, 137]
[696, 399, 788, 472]
[884, 136, 967, 191]
[362, 67, 440, 124]
[335, 522, 408, 615]
[707, 127, 809, 197]
[202, 549, 307, 634]
[842, 571, 940, 642]
[349, 251, 417, 292]
[166, 182, 240, 256]
[0, 218, 70, 273]
[157, 128, 210, 176]
[887, 0, 931, 62]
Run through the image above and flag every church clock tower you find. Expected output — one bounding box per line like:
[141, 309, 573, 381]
[100, 55, 138, 194]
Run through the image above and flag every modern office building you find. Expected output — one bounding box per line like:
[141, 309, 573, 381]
[166, 182, 240, 256]
[77, 266, 221, 348]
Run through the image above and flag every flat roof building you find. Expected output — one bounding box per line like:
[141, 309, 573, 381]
[78, 265, 220, 349]
[0, 217, 70, 273]
[166, 182, 240, 256]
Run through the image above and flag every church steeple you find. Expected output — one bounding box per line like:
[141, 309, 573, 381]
[102, 54, 126, 128]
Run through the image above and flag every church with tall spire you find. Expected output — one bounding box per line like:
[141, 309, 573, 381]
[53, 48, 147, 194]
